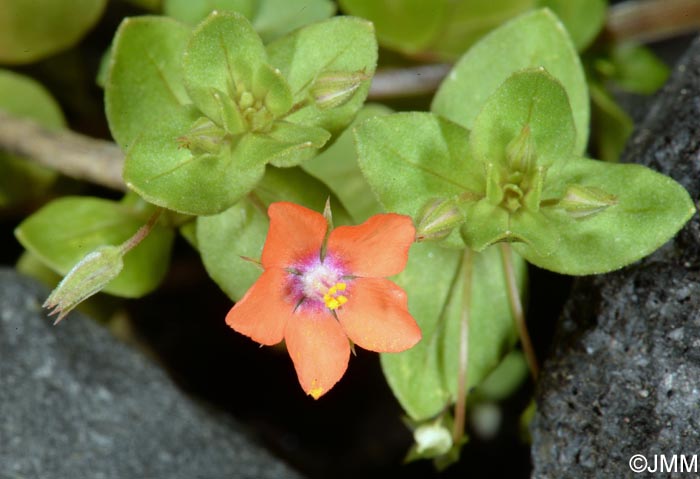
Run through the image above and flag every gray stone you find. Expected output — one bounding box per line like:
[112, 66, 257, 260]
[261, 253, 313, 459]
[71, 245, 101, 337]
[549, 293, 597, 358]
[531, 36, 700, 478]
[0, 268, 302, 479]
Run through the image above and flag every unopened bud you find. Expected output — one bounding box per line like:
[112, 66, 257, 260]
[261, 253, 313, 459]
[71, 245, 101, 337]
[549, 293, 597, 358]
[310, 70, 369, 110]
[558, 184, 617, 218]
[177, 117, 227, 156]
[505, 124, 536, 174]
[415, 198, 463, 241]
[44, 245, 124, 324]
[414, 422, 453, 457]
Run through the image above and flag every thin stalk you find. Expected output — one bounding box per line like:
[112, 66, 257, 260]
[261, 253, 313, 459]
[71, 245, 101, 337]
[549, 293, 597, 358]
[452, 249, 473, 444]
[119, 208, 163, 254]
[500, 243, 538, 380]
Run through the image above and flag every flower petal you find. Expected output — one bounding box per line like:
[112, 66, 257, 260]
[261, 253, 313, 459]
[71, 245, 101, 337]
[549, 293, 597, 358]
[262, 202, 327, 269]
[225, 268, 293, 345]
[285, 309, 350, 399]
[327, 213, 415, 277]
[337, 278, 421, 353]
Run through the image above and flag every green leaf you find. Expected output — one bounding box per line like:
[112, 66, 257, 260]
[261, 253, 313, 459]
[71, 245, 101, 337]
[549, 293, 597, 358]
[0, 69, 65, 207]
[123, 116, 266, 216]
[427, 0, 535, 60]
[608, 43, 669, 95]
[264, 121, 331, 167]
[164, 0, 256, 25]
[252, 0, 335, 42]
[164, 0, 335, 42]
[590, 82, 634, 163]
[469, 69, 576, 170]
[338, 0, 445, 54]
[432, 8, 589, 155]
[267, 16, 377, 135]
[381, 244, 526, 420]
[15, 196, 175, 298]
[0, 0, 106, 64]
[105, 16, 192, 149]
[516, 158, 696, 274]
[0, 70, 65, 127]
[355, 112, 479, 248]
[538, 0, 606, 51]
[302, 103, 390, 222]
[197, 166, 351, 301]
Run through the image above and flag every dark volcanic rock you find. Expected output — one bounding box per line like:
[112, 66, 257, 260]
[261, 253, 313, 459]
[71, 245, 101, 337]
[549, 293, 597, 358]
[531, 37, 700, 478]
[0, 268, 302, 479]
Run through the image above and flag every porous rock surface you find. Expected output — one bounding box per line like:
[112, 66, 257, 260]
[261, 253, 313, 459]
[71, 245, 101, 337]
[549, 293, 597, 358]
[531, 36, 700, 478]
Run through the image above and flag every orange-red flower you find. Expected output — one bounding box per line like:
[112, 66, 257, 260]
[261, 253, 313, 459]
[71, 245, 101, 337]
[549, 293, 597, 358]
[226, 202, 421, 399]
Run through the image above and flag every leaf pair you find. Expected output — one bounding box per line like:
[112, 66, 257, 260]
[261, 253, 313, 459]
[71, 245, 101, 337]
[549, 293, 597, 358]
[105, 12, 376, 215]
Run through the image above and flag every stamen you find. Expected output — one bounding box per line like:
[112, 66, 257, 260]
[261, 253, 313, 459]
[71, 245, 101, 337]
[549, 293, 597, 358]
[324, 282, 348, 310]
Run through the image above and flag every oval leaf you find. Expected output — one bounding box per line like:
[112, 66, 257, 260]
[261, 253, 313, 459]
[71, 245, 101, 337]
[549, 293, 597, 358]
[0, 0, 106, 64]
[105, 16, 192, 149]
[516, 158, 696, 274]
[355, 112, 478, 248]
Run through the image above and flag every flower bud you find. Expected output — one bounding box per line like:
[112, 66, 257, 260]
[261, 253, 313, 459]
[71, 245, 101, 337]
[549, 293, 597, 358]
[413, 422, 453, 457]
[177, 118, 227, 156]
[557, 184, 618, 219]
[415, 197, 464, 241]
[505, 124, 536, 174]
[44, 245, 124, 324]
[310, 70, 369, 110]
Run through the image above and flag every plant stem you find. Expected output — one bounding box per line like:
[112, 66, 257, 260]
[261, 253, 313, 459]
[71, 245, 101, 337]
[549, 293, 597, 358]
[452, 249, 473, 444]
[605, 0, 700, 44]
[0, 110, 125, 191]
[368, 63, 452, 100]
[500, 243, 538, 380]
[119, 208, 163, 254]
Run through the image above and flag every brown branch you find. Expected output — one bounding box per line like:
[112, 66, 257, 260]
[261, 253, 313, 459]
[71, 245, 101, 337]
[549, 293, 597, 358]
[0, 110, 125, 191]
[368, 63, 452, 100]
[606, 0, 700, 44]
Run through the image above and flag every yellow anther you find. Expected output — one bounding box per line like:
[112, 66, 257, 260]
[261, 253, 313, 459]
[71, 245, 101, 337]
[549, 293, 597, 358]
[326, 298, 340, 310]
[323, 282, 349, 310]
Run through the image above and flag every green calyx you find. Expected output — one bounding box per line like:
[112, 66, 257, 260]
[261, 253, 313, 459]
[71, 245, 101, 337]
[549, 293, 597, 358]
[484, 131, 546, 216]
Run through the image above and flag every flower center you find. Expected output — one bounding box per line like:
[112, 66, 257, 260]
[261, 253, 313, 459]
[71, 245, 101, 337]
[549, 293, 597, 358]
[295, 257, 350, 311]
